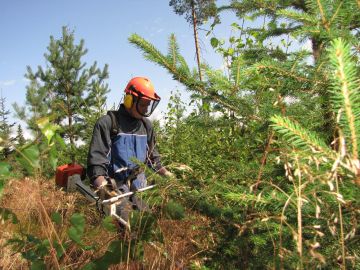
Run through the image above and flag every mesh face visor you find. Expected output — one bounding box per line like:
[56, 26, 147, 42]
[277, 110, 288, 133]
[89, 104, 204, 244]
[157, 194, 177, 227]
[136, 97, 160, 117]
[129, 86, 160, 117]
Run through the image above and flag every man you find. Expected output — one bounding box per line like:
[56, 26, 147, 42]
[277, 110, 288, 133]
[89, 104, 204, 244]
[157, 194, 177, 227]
[87, 77, 173, 221]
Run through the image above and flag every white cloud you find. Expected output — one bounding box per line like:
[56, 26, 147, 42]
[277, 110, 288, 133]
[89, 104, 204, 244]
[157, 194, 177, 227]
[0, 80, 16, 86]
[22, 127, 34, 140]
[302, 40, 312, 52]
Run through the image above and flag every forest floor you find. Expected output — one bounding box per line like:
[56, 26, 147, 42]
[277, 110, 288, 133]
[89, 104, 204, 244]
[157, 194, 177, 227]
[0, 177, 213, 269]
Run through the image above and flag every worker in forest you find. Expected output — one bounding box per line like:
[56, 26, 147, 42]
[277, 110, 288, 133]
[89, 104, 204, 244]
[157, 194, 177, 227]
[87, 76, 173, 222]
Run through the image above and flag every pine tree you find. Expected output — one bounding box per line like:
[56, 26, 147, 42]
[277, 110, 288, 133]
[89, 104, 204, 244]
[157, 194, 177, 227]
[129, 33, 244, 114]
[13, 80, 48, 139]
[76, 78, 109, 165]
[15, 26, 110, 163]
[270, 38, 359, 269]
[220, 0, 360, 63]
[15, 124, 26, 146]
[169, 0, 217, 81]
[129, 3, 359, 268]
[217, 0, 360, 142]
[0, 91, 15, 159]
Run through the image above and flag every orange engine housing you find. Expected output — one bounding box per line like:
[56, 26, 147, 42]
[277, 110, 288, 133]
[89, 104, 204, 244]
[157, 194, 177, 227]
[55, 163, 84, 188]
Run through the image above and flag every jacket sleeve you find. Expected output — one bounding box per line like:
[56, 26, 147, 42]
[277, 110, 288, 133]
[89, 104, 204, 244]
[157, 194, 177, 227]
[143, 119, 163, 171]
[86, 115, 112, 183]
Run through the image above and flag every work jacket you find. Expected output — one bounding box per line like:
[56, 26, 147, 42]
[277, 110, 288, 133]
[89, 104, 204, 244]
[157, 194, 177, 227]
[87, 104, 162, 189]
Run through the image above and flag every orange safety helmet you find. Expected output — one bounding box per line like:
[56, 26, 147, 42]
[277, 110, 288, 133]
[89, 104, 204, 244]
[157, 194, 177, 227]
[125, 77, 160, 100]
[124, 77, 161, 117]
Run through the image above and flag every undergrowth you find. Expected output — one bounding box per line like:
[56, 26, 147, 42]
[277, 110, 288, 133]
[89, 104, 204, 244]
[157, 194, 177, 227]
[0, 176, 213, 269]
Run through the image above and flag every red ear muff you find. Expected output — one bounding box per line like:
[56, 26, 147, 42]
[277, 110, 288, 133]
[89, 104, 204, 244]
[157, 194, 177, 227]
[124, 94, 133, 109]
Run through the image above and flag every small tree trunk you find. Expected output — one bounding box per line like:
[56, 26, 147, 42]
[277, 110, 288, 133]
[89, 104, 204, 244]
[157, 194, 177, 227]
[312, 37, 336, 145]
[66, 83, 76, 164]
[191, 2, 202, 82]
[311, 37, 322, 63]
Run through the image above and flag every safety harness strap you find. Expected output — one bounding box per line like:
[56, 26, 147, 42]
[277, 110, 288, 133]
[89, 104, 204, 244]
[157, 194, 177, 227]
[107, 110, 149, 139]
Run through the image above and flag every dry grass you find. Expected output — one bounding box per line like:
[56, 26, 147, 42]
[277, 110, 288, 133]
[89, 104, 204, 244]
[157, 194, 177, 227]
[1, 177, 118, 269]
[0, 177, 74, 269]
[143, 218, 211, 270]
[0, 177, 212, 269]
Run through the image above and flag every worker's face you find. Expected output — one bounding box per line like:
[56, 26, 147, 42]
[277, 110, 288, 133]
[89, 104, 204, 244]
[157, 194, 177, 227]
[130, 97, 151, 119]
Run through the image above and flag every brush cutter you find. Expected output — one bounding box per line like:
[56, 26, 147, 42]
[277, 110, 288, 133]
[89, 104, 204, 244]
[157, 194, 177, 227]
[55, 163, 155, 229]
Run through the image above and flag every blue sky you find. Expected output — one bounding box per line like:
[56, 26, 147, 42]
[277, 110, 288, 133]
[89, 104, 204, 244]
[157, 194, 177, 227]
[0, 0, 238, 131]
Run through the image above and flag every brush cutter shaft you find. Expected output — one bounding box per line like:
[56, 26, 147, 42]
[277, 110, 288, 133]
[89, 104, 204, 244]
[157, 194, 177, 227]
[76, 180, 99, 202]
[67, 174, 98, 202]
[112, 212, 130, 229]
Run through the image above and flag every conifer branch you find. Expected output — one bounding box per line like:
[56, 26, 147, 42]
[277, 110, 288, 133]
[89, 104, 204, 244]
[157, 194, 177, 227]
[316, 0, 330, 31]
[168, 34, 178, 68]
[129, 33, 241, 114]
[328, 39, 359, 160]
[276, 9, 317, 24]
[270, 115, 335, 159]
[328, 1, 343, 28]
[255, 63, 326, 85]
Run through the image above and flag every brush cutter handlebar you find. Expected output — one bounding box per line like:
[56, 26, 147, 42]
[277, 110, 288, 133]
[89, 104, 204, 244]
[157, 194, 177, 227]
[66, 174, 155, 229]
[101, 185, 156, 205]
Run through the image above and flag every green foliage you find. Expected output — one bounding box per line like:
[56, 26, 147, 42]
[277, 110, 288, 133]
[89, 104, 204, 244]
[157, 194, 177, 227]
[271, 115, 333, 157]
[50, 212, 62, 225]
[128, 33, 241, 114]
[0, 207, 19, 224]
[15, 145, 40, 175]
[0, 162, 10, 199]
[0, 92, 15, 160]
[163, 200, 185, 220]
[14, 26, 110, 166]
[0, 161, 11, 176]
[20, 117, 63, 176]
[67, 213, 86, 245]
[0, 115, 65, 203]
[7, 210, 87, 268]
[0, 118, 82, 266]
[82, 240, 127, 270]
[270, 38, 360, 268]
[7, 234, 52, 269]
[0, 92, 15, 138]
[153, 90, 282, 266]
[15, 124, 26, 146]
[271, 38, 359, 172]
[328, 38, 360, 159]
[130, 211, 157, 241]
[214, 0, 359, 146]
[101, 216, 117, 232]
[221, 0, 360, 50]
[2, 1, 360, 269]
[169, 0, 217, 26]
[83, 212, 159, 269]
[130, 2, 360, 266]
